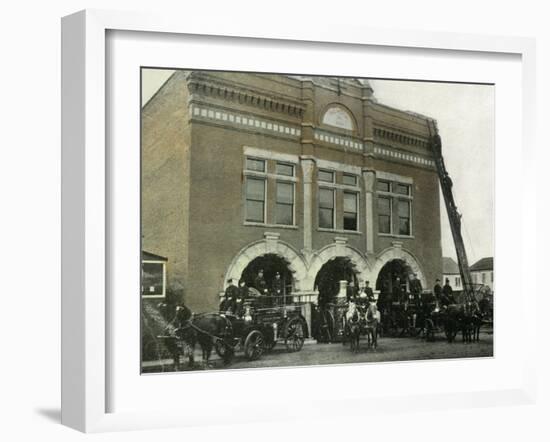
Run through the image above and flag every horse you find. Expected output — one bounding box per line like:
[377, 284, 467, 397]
[461, 301, 482, 343]
[479, 296, 493, 323]
[441, 303, 479, 344]
[172, 309, 235, 369]
[170, 304, 197, 369]
[344, 302, 361, 353]
[364, 302, 380, 350]
[191, 313, 235, 367]
[441, 304, 462, 343]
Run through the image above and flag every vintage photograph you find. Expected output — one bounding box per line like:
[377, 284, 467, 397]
[140, 69, 494, 373]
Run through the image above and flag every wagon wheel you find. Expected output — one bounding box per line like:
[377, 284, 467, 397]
[285, 318, 305, 352]
[244, 330, 264, 361]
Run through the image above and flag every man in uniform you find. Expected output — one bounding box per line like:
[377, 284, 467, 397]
[221, 278, 239, 313]
[441, 278, 453, 307]
[254, 269, 269, 305]
[235, 280, 248, 316]
[271, 272, 284, 306]
[174, 301, 192, 328]
[364, 280, 374, 302]
[394, 277, 405, 304]
[433, 278, 442, 301]
[346, 280, 358, 303]
[410, 273, 423, 305]
[408, 273, 423, 329]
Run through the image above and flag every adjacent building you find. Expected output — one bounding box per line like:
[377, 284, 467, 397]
[442, 257, 462, 291]
[470, 257, 494, 291]
[141, 71, 443, 313]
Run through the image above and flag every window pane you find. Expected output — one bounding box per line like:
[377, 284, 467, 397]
[246, 200, 264, 222]
[395, 183, 410, 195]
[246, 158, 265, 172]
[142, 263, 164, 296]
[319, 188, 334, 208]
[344, 192, 357, 213]
[276, 162, 294, 176]
[319, 208, 334, 229]
[246, 178, 265, 200]
[343, 173, 357, 186]
[318, 169, 334, 183]
[379, 215, 391, 234]
[398, 200, 410, 217]
[276, 182, 294, 204]
[377, 180, 390, 192]
[276, 203, 293, 225]
[398, 217, 410, 235]
[378, 196, 391, 215]
[344, 213, 357, 231]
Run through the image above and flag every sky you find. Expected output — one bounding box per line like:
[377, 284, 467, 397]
[142, 70, 494, 266]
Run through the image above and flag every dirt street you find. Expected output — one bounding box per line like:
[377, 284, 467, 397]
[142, 330, 493, 373]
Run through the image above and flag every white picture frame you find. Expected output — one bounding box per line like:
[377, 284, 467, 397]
[61, 9, 537, 433]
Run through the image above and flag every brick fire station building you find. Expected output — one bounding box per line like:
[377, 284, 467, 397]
[142, 71, 442, 313]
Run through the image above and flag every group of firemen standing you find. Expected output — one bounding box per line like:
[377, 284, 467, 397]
[372, 275, 456, 331]
[219, 269, 288, 316]
[220, 267, 457, 320]
[376, 275, 455, 312]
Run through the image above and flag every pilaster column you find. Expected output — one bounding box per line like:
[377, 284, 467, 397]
[363, 169, 376, 254]
[361, 82, 375, 157]
[300, 156, 316, 252]
[300, 79, 315, 157]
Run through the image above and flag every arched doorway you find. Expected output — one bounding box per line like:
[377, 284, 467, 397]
[312, 257, 358, 343]
[375, 259, 413, 294]
[224, 238, 308, 292]
[314, 257, 358, 306]
[240, 253, 293, 296]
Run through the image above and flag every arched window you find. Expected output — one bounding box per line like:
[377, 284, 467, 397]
[321, 105, 355, 131]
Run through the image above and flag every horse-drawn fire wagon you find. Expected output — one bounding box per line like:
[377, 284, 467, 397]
[215, 288, 308, 362]
[422, 283, 493, 343]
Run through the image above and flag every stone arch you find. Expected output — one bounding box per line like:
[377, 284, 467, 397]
[371, 246, 427, 289]
[304, 243, 371, 291]
[224, 238, 308, 291]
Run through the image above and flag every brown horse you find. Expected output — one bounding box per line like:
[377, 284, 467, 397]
[441, 302, 480, 344]
[172, 309, 235, 369]
[461, 301, 482, 343]
[191, 313, 235, 367]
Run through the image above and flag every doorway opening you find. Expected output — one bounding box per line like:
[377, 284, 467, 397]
[314, 257, 358, 306]
[375, 259, 412, 295]
[240, 253, 293, 295]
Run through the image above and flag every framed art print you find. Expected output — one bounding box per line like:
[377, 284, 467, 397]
[61, 9, 536, 432]
[139, 69, 494, 373]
